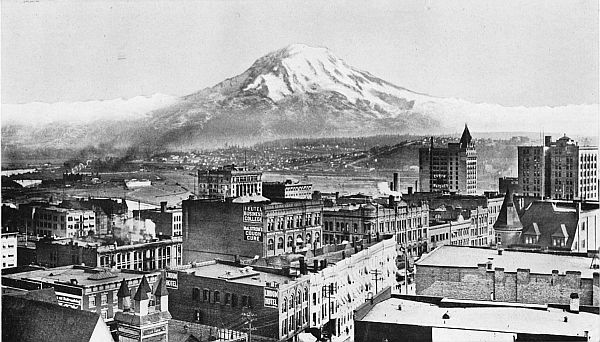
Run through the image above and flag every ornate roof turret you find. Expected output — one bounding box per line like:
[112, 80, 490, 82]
[493, 188, 523, 231]
[133, 284, 149, 301]
[117, 279, 131, 298]
[139, 275, 152, 293]
[153, 276, 169, 297]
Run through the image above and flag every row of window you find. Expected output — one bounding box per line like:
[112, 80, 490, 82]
[191, 288, 253, 308]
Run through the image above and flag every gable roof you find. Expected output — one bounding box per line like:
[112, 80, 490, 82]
[2, 293, 108, 342]
[519, 201, 580, 249]
[522, 222, 540, 236]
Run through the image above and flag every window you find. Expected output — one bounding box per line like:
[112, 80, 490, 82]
[203, 289, 209, 302]
[225, 293, 231, 305]
[287, 236, 293, 248]
[242, 295, 248, 307]
[231, 294, 238, 307]
[267, 239, 275, 251]
[89, 295, 96, 307]
[277, 237, 284, 249]
[101, 293, 107, 305]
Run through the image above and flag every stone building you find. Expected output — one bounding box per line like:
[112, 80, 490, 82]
[197, 164, 263, 199]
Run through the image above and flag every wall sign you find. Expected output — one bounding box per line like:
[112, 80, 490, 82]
[264, 287, 279, 308]
[243, 226, 263, 242]
[243, 206, 263, 223]
[166, 271, 178, 289]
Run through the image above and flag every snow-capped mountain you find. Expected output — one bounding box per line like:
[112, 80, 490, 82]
[2, 44, 598, 152]
[146, 44, 440, 148]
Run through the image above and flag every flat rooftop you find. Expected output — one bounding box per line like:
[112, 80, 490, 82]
[181, 262, 294, 287]
[416, 246, 598, 279]
[3, 265, 152, 287]
[360, 297, 598, 339]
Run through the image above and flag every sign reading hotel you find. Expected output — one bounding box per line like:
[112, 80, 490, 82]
[243, 206, 263, 223]
[264, 287, 279, 308]
[243, 226, 263, 242]
[166, 271, 178, 289]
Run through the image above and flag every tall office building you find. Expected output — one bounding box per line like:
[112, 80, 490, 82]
[419, 125, 477, 194]
[518, 135, 598, 200]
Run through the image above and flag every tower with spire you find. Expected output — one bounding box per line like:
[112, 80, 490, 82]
[419, 124, 477, 194]
[493, 188, 523, 246]
[113, 274, 171, 342]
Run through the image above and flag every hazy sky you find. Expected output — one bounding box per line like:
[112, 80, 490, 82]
[2, 0, 598, 106]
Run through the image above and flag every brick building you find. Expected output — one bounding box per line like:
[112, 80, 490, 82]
[263, 180, 313, 200]
[22, 206, 97, 238]
[197, 164, 263, 199]
[169, 237, 397, 342]
[323, 199, 429, 257]
[354, 291, 599, 342]
[35, 237, 183, 271]
[183, 197, 323, 262]
[518, 135, 598, 200]
[419, 125, 477, 194]
[133, 201, 183, 238]
[427, 215, 471, 251]
[2, 265, 161, 325]
[415, 245, 600, 307]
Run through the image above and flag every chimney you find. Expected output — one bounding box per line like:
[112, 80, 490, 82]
[299, 257, 307, 275]
[388, 195, 395, 208]
[498, 249, 503, 255]
[569, 293, 580, 313]
[414, 180, 418, 193]
[408, 187, 413, 195]
[393, 173, 399, 192]
[160, 201, 167, 213]
[313, 260, 319, 272]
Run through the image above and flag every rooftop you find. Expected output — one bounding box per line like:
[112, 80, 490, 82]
[180, 261, 294, 287]
[416, 245, 598, 279]
[359, 297, 598, 339]
[3, 265, 154, 287]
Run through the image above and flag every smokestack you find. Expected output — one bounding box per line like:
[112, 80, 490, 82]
[160, 201, 167, 213]
[393, 173, 399, 192]
[408, 187, 413, 195]
[415, 180, 418, 193]
[569, 293, 580, 313]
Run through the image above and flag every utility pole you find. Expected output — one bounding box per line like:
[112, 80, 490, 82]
[242, 310, 256, 342]
[370, 268, 383, 294]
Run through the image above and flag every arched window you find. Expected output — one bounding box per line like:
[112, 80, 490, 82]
[267, 239, 275, 251]
[282, 298, 287, 312]
[304, 287, 309, 302]
[296, 234, 303, 246]
[287, 236, 294, 248]
[277, 237, 284, 249]
[305, 233, 311, 244]
[192, 287, 200, 301]
[214, 291, 220, 303]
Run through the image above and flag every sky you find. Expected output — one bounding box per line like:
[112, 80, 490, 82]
[1, 0, 598, 107]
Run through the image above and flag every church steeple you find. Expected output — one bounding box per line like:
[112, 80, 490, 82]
[459, 124, 472, 149]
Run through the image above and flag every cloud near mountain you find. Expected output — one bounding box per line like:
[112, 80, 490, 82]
[1, 44, 597, 151]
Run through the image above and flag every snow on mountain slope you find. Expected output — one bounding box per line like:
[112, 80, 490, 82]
[240, 44, 427, 117]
